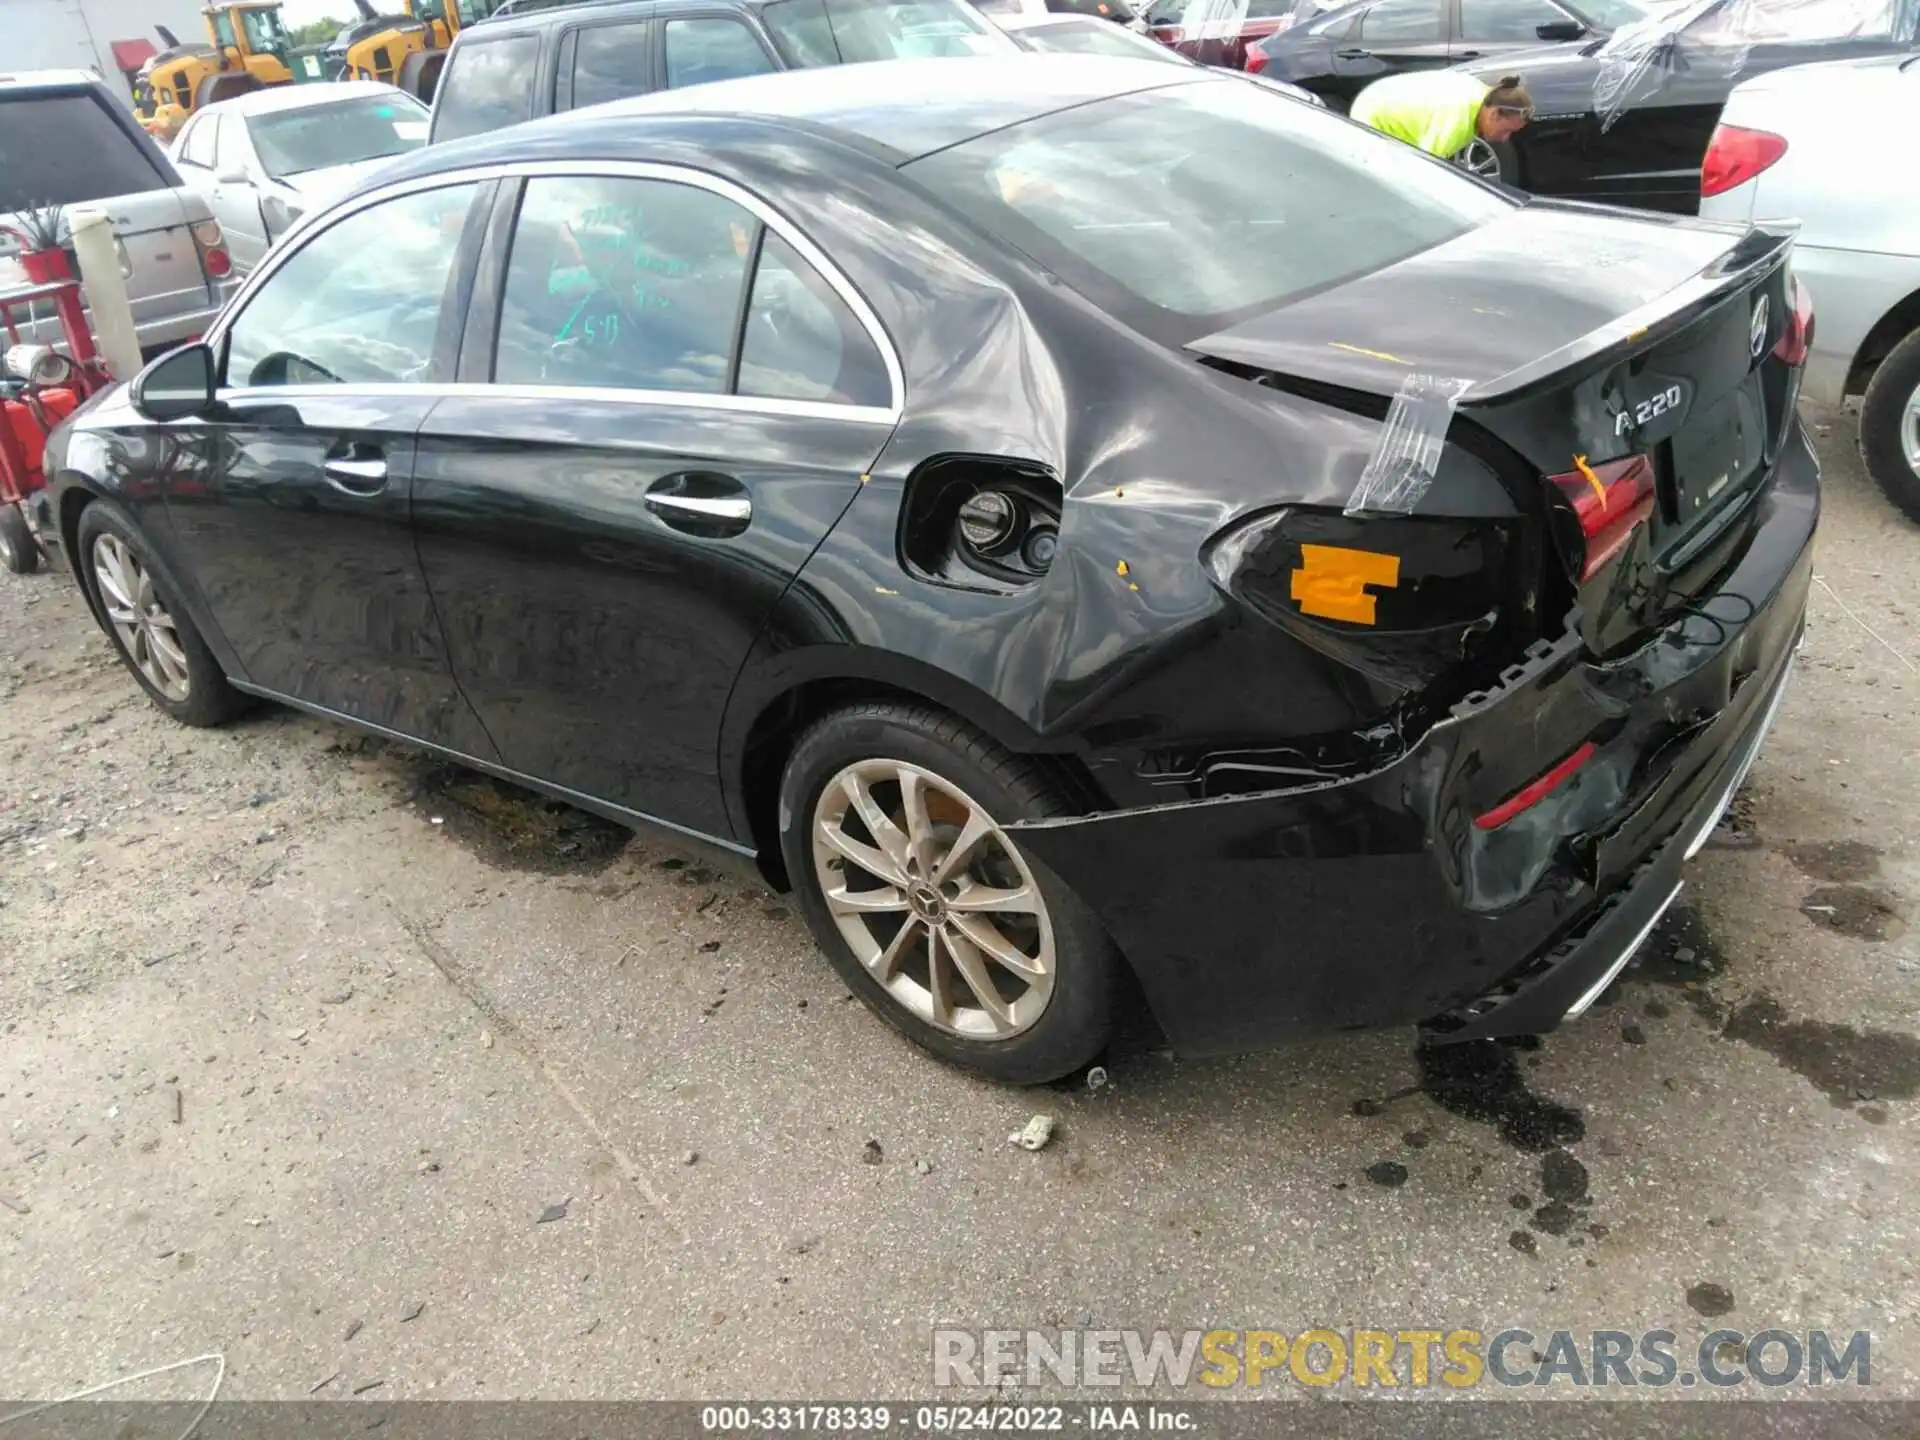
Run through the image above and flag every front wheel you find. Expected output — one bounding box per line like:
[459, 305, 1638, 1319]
[778, 703, 1119, 1084]
[1860, 326, 1920, 525]
[77, 500, 248, 727]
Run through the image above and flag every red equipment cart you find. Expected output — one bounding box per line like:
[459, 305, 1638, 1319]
[1, 272, 116, 574]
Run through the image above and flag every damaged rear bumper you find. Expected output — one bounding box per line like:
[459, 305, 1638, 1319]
[1009, 424, 1818, 1057]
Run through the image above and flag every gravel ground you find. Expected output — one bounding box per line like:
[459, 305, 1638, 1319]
[0, 406, 1915, 1406]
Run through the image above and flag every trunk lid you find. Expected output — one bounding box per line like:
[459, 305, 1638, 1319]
[1187, 202, 1800, 655]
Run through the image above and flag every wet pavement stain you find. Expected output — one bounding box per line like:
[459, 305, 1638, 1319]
[1686, 1282, 1735, 1318]
[1799, 885, 1906, 942]
[405, 764, 631, 875]
[1630, 905, 1730, 1024]
[1784, 839, 1882, 884]
[1720, 992, 1920, 1109]
[1529, 1149, 1592, 1237]
[1415, 1038, 1584, 1152]
[1364, 1161, 1409, 1189]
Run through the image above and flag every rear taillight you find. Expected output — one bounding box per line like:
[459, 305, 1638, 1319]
[1547, 453, 1656, 583]
[1773, 272, 1814, 366]
[1700, 124, 1787, 199]
[191, 218, 232, 280]
[1245, 44, 1269, 72]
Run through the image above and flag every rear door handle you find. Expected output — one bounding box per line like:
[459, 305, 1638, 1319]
[1335, 47, 1372, 58]
[322, 454, 388, 495]
[644, 471, 752, 537]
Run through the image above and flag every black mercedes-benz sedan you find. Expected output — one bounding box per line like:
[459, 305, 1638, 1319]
[37, 55, 1817, 1083]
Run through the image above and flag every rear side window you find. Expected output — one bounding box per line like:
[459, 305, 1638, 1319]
[1357, 0, 1442, 40]
[0, 92, 170, 210]
[906, 78, 1506, 342]
[1457, 0, 1567, 39]
[432, 34, 541, 142]
[663, 17, 777, 88]
[571, 21, 653, 108]
[493, 175, 753, 393]
[738, 233, 890, 406]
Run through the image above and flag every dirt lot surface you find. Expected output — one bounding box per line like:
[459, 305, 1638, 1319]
[1, 407, 1916, 1406]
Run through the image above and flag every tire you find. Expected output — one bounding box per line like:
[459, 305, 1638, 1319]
[0, 505, 39, 575]
[778, 702, 1119, 1084]
[399, 49, 445, 103]
[1860, 326, 1920, 526]
[76, 500, 248, 727]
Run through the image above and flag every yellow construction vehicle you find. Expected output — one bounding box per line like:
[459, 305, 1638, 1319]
[341, 0, 509, 99]
[130, 4, 295, 142]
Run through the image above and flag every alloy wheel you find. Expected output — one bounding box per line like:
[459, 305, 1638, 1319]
[1903, 381, 1920, 475]
[92, 533, 191, 702]
[1456, 139, 1502, 181]
[810, 759, 1056, 1040]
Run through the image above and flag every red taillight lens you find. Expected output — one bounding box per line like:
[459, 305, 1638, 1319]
[1547, 453, 1656, 582]
[190, 219, 232, 280]
[1245, 44, 1269, 72]
[1700, 124, 1787, 199]
[1475, 742, 1596, 831]
[1773, 272, 1814, 366]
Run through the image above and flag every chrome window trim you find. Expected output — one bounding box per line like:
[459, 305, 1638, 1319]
[204, 158, 906, 424]
[218, 381, 897, 426]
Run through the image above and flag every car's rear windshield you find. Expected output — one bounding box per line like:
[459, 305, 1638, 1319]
[1016, 17, 1168, 55]
[904, 78, 1510, 344]
[0, 91, 171, 212]
[249, 95, 431, 178]
[762, 0, 1018, 64]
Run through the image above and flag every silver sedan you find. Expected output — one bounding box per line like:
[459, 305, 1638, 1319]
[168, 82, 430, 274]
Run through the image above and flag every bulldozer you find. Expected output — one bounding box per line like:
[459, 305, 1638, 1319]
[131, 3, 297, 143]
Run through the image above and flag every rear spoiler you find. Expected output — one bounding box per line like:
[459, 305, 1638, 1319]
[1461, 222, 1798, 405]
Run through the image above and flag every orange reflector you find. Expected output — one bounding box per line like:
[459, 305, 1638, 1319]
[1289, 544, 1400, 624]
[1475, 742, 1596, 831]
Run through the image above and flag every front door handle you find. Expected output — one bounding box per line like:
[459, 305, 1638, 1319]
[322, 454, 388, 496]
[1335, 47, 1372, 58]
[643, 471, 752, 538]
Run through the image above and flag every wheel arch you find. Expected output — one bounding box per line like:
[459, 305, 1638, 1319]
[1847, 285, 1920, 398]
[722, 653, 1108, 891]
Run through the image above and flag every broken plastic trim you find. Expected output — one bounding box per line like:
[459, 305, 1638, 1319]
[1343, 372, 1474, 516]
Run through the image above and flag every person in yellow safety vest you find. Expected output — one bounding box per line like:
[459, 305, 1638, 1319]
[1350, 71, 1534, 162]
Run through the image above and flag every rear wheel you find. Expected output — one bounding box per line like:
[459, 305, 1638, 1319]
[77, 501, 247, 727]
[1860, 326, 1920, 525]
[778, 703, 1118, 1084]
[0, 505, 39, 574]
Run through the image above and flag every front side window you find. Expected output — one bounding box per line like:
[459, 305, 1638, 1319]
[1357, 0, 1442, 40]
[663, 17, 776, 89]
[214, 12, 239, 46]
[571, 22, 653, 109]
[906, 78, 1506, 342]
[225, 183, 478, 387]
[431, 35, 540, 142]
[493, 175, 753, 393]
[1458, 0, 1572, 40]
[247, 94, 429, 178]
[762, 0, 1017, 64]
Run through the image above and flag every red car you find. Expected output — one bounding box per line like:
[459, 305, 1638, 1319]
[1143, 0, 1325, 67]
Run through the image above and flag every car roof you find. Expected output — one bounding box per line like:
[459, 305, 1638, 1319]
[198, 80, 414, 117]
[0, 69, 112, 93]
[515, 53, 1199, 161]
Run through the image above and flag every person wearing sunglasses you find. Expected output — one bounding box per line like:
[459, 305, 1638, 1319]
[1350, 71, 1533, 162]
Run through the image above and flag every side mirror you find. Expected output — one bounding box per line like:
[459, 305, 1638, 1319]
[1535, 18, 1585, 39]
[215, 165, 249, 185]
[131, 343, 217, 422]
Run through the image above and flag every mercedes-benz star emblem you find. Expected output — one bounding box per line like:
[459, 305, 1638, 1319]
[1750, 295, 1771, 360]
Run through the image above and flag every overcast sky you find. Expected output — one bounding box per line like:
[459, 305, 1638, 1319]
[278, 0, 369, 28]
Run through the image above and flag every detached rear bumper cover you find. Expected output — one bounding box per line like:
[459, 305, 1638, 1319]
[1009, 424, 1818, 1057]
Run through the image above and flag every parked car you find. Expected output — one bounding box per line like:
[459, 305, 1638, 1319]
[978, 0, 1147, 28]
[1002, 10, 1328, 98]
[44, 55, 1815, 1082]
[170, 83, 432, 274]
[1, 70, 233, 361]
[428, 0, 1018, 144]
[1248, 0, 1637, 111]
[1699, 53, 1920, 521]
[1458, 0, 1920, 210]
[1142, 0, 1310, 67]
